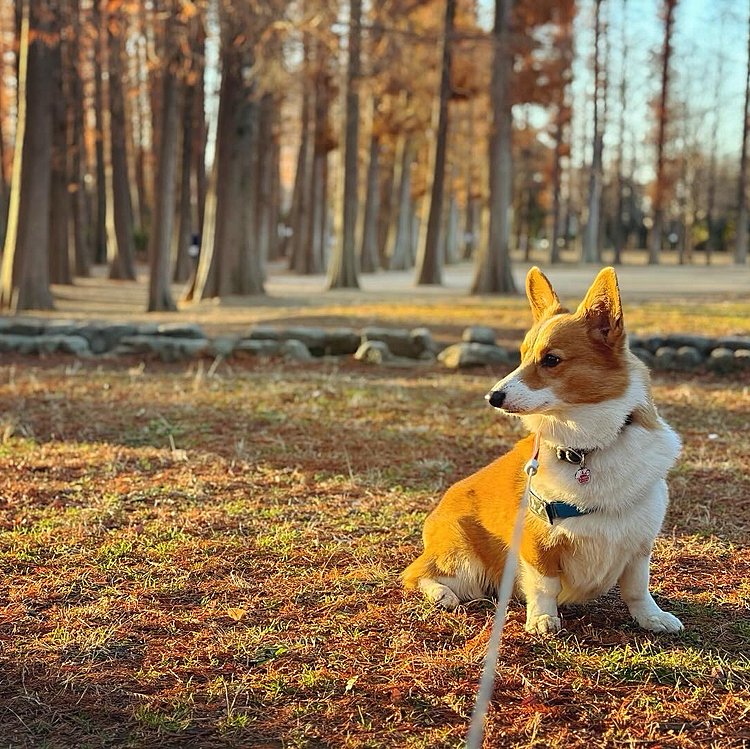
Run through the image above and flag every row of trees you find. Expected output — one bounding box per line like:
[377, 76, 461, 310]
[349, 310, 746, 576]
[0, 0, 748, 312]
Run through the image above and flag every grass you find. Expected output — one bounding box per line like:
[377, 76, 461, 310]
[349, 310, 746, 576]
[0, 345, 748, 747]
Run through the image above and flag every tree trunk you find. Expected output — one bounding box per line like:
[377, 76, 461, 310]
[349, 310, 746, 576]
[360, 129, 381, 273]
[148, 55, 180, 310]
[193, 19, 207, 238]
[582, 0, 603, 264]
[612, 0, 628, 265]
[49, 29, 71, 286]
[649, 0, 676, 265]
[327, 0, 361, 289]
[70, 0, 90, 278]
[255, 93, 274, 280]
[462, 99, 477, 260]
[387, 135, 415, 270]
[92, 0, 107, 264]
[173, 79, 195, 283]
[289, 41, 312, 272]
[471, 0, 516, 294]
[0, 0, 55, 310]
[415, 0, 455, 285]
[736, 0, 750, 265]
[378, 143, 395, 266]
[106, 7, 137, 280]
[192, 45, 263, 300]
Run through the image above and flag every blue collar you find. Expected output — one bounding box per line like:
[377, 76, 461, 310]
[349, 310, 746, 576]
[528, 484, 592, 524]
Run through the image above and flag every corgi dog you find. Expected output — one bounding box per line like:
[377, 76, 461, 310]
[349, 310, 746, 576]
[402, 267, 683, 634]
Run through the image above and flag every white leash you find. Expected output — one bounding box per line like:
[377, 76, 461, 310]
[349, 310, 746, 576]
[465, 434, 540, 749]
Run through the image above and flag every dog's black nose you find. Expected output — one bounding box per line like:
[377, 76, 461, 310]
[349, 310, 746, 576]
[486, 390, 506, 408]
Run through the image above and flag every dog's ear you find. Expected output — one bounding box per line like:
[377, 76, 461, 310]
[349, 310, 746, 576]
[577, 267, 625, 347]
[526, 267, 561, 322]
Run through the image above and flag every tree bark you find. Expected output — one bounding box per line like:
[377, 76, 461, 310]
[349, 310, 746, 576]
[360, 130, 381, 272]
[327, 0, 362, 289]
[70, 0, 90, 277]
[0, 0, 55, 310]
[173, 78, 195, 284]
[415, 0, 455, 285]
[613, 0, 627, 264]
[49, 28, 71, 286]
[191, 44, 264, 300]
[649, 0, 676, 265]
[147, 39, 180, 311]
[92, 0, 107, 263]
[387, 134, 415, 270]
[582, 0, 603, 264]
[736, 0, 750, 265]
[471, 0, 516, 294]
[106, 6, 137, 280]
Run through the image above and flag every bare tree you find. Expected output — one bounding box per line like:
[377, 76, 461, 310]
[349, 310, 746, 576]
[0, 0, 55, 310]
[471, 0, 516, 294]
[328, 0, 362, 289]
[649, 0, 677, 265]
[415, 0, 456, 286]
[736, 0, 750, 265]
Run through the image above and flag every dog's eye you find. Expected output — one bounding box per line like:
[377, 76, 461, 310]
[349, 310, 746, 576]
[541, 353, 561, 368]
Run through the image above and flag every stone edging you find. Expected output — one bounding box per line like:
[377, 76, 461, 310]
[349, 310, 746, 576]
[0, 318, 748, 374]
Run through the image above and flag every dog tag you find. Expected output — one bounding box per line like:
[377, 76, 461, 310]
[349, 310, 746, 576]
[575, 466, 591, 485]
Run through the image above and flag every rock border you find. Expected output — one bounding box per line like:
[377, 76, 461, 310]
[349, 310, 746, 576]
[0, 318, 748, 373]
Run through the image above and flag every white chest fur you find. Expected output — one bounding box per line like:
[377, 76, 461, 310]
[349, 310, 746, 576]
[522, 369, 681, 604]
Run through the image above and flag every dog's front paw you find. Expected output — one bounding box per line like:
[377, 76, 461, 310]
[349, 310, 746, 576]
[525, 613, 562, 635]
[635, 609, 684, 633]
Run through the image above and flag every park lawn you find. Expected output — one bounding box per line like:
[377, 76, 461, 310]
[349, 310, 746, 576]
[0, 355, 748, 747]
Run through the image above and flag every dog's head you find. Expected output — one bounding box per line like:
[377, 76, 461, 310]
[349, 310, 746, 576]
[487, 267, 629, 416]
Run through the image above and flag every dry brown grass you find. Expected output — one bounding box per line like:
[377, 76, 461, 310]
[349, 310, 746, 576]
[0, 352, 748, 747]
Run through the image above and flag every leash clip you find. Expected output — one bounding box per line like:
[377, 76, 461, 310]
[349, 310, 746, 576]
[524, 457, 538, 477]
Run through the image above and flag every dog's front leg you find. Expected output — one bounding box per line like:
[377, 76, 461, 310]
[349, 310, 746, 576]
[519, 559, 562, 634]
[618, 553, 683, 633]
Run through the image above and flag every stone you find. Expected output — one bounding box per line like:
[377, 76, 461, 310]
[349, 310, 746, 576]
[245, 325, 280, 341]
[353, 340, 419, 367]
[323, 328, 360, 356]
[361, 326, 419, 358]
[44, 320, 78, 336]
[628, 335, 643, 350]
[0, 317, 44, 336]
[673, 345, 703, 370]
[136, 322, 160, 336]
[653, 346, 677, 370]
[207, 337, 236, 357]
[734, 349, 750, 368]
[280, 339, 313, 361]
[0, 334, 38, 354]
[631, 347, 655, 368]
[75, 322, 139, 353]
[708, 347, 736, 374]
[664, 334, 715, 354]
[716, 336, 750, 352]
[643, 336, 666, 354]
[278, 327, 328, 355]
[354, 340, 391, 365]
[410, 327, 440, 357]
[113, 335, 208, 362]
[157, 322, 206, 339]
[233, 339, 280, 357]
[438, 342, 510, 369]
[462, 326, 495, 346]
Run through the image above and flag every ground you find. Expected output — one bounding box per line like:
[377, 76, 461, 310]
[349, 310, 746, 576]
[1, 271, 749, 747]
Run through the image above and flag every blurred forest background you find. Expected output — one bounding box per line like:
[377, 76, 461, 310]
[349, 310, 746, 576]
[0, 0, 748, 312]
